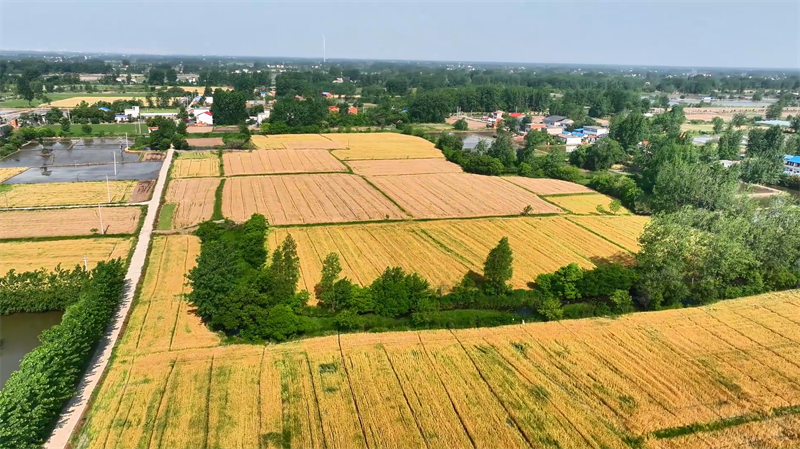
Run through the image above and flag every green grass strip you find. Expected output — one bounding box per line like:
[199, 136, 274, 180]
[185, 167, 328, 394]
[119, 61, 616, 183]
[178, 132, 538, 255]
[211, 178, 226, 220]
[158, 203, 176, 230]
[652, 404, 800, 439]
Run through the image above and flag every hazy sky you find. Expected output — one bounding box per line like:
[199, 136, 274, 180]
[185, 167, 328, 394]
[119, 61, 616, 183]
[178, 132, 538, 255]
[1, 1, 799, 68]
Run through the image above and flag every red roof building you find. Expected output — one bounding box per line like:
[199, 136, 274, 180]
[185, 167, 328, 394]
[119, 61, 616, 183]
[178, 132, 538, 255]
[508, 112, 525, 118]
[328, 105, 340, 113]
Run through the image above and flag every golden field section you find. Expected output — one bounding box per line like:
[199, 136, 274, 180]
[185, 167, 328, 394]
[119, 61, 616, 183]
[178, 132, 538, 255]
[251, 134, 342, 150]
[0, 206, 141, 238]
[164, 177, 220, 229]
[271, 215, 644, 295]
[77, 288, 800, 449]
[222, 149, 347, 175]
[222, 174, 407, 225]
[327, 133, 445, 160]
[172, 152, 220, 178]
[47, 96, 149, 108]
[348, 158, 464, 176]
[369, 173, 562, 218]
[0, 167, 27, 183]
[567, 215, 650, 252]
[547, 193, 630, 215]
[503, 177, 594, 195]
[0, 180, 136, 207]
[0, 237, 133, 274]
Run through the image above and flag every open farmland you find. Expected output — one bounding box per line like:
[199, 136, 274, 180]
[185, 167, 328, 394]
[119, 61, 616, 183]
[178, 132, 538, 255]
[222, 149, 347, 175]
[568, 215, 650, 252]
[222, 174, 406, 224]
[270, 215, 642, 295]
[163, 177, 220, 229]
[503, 176, 594, 195]
[0, 236, 133, 274]
[0, 206, 142, 239]
[46, 96, 149, 108]
[0, 180, 136, 207]
[348, 158, 463, 176]
[77, 290, 800, 449]
[546, 193, 630, 215]
[251, 134, 343, 150]
[0, 167, 27, 183]
[368, 173, 562, 218]
[327, 133, 445, 160]
[171, 152, 220, 178]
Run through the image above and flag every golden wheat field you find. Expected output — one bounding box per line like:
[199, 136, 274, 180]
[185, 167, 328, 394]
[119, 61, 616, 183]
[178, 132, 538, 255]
[47, 96, 149, 108]
[567, 215, 651, 252]
[271, 215, 643, 296]
[164, 177, 220, 229]
[223, 149, 347, 175]
[368, 173, 562, 218]
[251, 134, 343, 150]
[546, 193, 630, 215]
[0, 180, 136, 207]
[222, 174, 407, 224]
[172, 152, 220, 178]
[348, 158, 464, 176]
[77, 289, 800, 449]
[0, 167, 28, 183]
[503, 176, 594, 195]
[0, 206, 141, 238]
[0, 237, 133, 274]
[327, 133, 445, 160]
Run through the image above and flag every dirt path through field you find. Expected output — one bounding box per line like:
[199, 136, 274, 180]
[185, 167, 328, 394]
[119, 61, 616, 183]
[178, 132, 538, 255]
[44, 147, 174, 449]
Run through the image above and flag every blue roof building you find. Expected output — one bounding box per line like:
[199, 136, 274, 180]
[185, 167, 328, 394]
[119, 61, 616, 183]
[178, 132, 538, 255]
[98, 107, 111, 112]
[756, 120, 791, 127]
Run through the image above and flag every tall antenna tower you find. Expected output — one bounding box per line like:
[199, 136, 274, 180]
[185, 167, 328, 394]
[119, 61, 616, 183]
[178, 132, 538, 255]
[323, 35, 326, 63]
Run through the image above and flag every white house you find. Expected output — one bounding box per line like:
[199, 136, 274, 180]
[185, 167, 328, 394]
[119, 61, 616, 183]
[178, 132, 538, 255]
[204, 96, 214, 105]
[557, 134, 583, 146]
[543, 115, 574, 128]
[114, 114, 128, 123]
[583, 125, 608, 136]
[196, 111, 213, 126]
[124, 106, 140, 118]
[784, 155, 800, 175]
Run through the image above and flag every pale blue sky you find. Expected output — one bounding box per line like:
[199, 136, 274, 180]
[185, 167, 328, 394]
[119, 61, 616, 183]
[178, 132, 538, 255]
[1, 1, 799, 68]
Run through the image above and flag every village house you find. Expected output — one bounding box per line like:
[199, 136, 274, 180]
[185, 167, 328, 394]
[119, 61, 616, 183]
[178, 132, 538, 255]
[543, 115, 574, 128]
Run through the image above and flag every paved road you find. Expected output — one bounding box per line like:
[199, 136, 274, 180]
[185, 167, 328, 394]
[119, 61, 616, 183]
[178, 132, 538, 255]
[44, 147, 174, 449]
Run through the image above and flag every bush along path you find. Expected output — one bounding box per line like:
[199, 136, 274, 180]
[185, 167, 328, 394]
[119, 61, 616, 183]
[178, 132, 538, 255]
[43, 147, 174, 449]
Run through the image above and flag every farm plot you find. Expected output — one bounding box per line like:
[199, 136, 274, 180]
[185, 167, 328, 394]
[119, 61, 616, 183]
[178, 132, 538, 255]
[222, 149, 346, 175]
[0, 180, 136, 207]
[0, 167, 27, 183]
[185, 138, 224, 148]
[568, 215, 650, 252]
[348, 158, 463, 176]
[503, 176, 593, 195]
[545, 193, 629, 215]
[271, 215, 640, 296]
[47, 96, 149, 107]
[222, 174, 406, 225]
[163, 177, 220, 229]
[327, 133, 445, 160]
[251, 134, 343, 150]
[0, 237, 132, 274]
[0, 206, 141, 239]
[368, 173, 561, 219]
[78, 290, 800, 448]
[172, 152, 220, 178]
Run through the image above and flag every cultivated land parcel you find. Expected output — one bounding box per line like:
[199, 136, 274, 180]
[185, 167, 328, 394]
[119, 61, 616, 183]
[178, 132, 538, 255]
[3, 133, 795, 449]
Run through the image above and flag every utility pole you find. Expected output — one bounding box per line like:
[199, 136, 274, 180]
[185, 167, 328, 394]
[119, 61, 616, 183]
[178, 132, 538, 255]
[82, 255, 89, 271]
[106, 175, 111, 203]
[98, 204, 105, 234]
[113, 151, 117, 176]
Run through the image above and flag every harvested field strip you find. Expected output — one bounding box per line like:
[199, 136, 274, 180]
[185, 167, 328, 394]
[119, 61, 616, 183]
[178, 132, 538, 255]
[222, 174, 406, 225]
[0, 180, 136, 207]
[0, 206, 141, 239]
[545, 193, 629, 215]
[326, 133, 444, 160]
[0, 167, 27, 182]
[184, 138, 224, 148]
[272, 216, 640, 295]
[172, 154, 220, 178]
[48, 96, 149, 107]
[222, 149, 347, 175]
[79, 291, 800, 448]
[368, 173, 562, 219]
[566, 215, 649, 252]
[164, 177, 220, 229]
[251, 134, 342, 150]
[0, 237, 132, 275]
[349, 158, 463, 176]
[503, 177, 594, 195]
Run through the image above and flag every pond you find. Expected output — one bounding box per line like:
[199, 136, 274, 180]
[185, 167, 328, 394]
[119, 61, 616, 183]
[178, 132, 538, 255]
[0, 138, 135, 168]
[0, 311, 64, 388]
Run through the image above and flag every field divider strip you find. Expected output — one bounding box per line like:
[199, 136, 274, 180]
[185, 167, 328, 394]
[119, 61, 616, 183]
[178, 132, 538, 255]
[337, 333, 370, 449]
[380, 345, 431, 449]
[257, 347, 267, 449]
[304, 352, 329, 449]
[563, 216, 635, 254]
[203, 356, 215, 449]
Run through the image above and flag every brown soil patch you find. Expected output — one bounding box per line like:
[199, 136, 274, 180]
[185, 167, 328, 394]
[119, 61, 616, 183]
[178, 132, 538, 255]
[130, 180, 155, 202]
[186, 137, 224, 147]
[142, 152, 166, 161]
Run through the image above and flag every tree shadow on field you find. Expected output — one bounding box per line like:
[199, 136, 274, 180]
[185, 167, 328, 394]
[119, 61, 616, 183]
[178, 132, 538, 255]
[465, 269, 485, 289]
[588, 252, 635, 266]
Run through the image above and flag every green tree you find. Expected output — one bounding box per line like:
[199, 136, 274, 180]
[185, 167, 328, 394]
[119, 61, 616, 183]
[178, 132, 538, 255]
[318, 253, 343, 310]
[789, 115, 800, 134]
[731, 112, 747, 128]
[742, 126, 785, 184]
[261, 234, 300, 302]
[717, 129, 744, 160]
[711, 116, 725, 134]
[370, 267, 430, 317]
[584, 138, 625, 170]
[211, 88, 249, 125]
[650, 160, 740, 213]
[165, 68, 178, 84]
[488, 132, 516, 167]
[483, 237, 513, 295]
[59, 117, 70, 133]
[453, 118, 469, 131]
[81, 124, 92, 135]
[610, 111, 649, 150]
[765, 102, 784, 120]
[500, 116, 520, 133]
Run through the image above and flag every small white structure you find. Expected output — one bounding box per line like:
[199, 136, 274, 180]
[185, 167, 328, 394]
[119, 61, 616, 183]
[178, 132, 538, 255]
[543, 115, 574, 128]
[784, 155, 800, 175]
[114, 114, 128, 123]
[124, 106, 140, 118]
[583, 125, 608, 136]
[557, 134, 583, 146]
[545, 127, 563, 136]
[256, 110, 271, 124]
[204, 96, 214, 105]
[196, 111, 213, 126]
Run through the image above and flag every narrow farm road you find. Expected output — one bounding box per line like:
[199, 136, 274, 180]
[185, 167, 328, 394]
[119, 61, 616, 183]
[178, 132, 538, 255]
[44, 147, 174, 449]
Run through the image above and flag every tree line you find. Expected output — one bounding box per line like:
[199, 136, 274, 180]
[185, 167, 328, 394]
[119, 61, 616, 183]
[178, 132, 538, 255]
[0, 265, 88, 315]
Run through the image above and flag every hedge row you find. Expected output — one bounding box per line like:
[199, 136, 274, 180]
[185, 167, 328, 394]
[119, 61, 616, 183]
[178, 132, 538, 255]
[0, 265, 88, 315]
[0, 259, 127, 449]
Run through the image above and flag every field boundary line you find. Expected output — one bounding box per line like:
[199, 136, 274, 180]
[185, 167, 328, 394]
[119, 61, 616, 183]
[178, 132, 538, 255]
[726, 307, 800, 355]
[204, 356, 215, 449]
[650, 404, 800, 440]
[168, 237, 191, 351]
[448, 330, 533, 448]
[563, 216, 635, 254]
[268, 211, 564, 229]
[150, 359, 179, 449]
[358, 175, 412, 218]
[380, 345, 431, 449]
[257, 347, 267, 449]
[0, 201, 148, 212]
[417, 334, 477, 449]
[0, 233, 137, 243]
[337, 333, 370, 449]
[304, 352, 329, 449]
